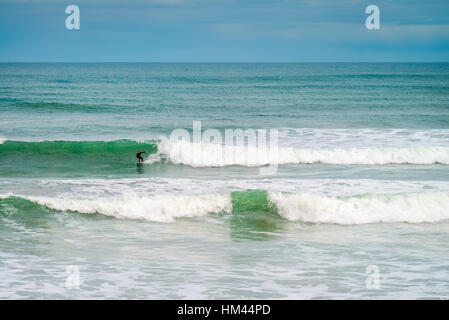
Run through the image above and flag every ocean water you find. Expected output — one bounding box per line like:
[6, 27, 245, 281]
[1, 63, 449, 299]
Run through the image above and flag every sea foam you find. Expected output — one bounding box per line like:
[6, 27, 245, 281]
[13, 193, 232, 223]
[150, 139, 449, 166]
[269, 191, 449, 224]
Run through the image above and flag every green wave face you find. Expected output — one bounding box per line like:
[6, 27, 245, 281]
[229, 190, 286, 240]
[0, 196, 62, 233]
[0, 140, 159, 178]
[231, 190, 277, 215]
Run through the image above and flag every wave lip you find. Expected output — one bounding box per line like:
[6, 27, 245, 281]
[269, 191, 449, 224]
[152, 139, 449, 166]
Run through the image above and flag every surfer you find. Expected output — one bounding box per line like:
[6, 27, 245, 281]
[136, 150, 147, 163]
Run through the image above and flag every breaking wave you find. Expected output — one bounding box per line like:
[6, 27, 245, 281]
[269, 191, 449, 224]
[151, 139, 449, 166]
[2, 190, 449, 225]
[0, 193, 232, 223]
[1, 138, 448, 167]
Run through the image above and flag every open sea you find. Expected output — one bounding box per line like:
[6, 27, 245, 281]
[1, 63, 449, 299]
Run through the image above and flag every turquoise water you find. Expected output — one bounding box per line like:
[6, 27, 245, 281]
[1, 63, 449, 299]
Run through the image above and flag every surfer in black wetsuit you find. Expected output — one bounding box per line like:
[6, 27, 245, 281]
[136, 150, 147, 163]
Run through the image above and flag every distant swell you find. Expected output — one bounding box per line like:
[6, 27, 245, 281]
[2, 191, 449, 225]
[9, 102, 114, 112]
[152, 139, 449, 166]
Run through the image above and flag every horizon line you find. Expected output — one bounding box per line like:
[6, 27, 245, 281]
[1, 61, 449, 64]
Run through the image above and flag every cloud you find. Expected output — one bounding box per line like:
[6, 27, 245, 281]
[1, 0, 448, 61]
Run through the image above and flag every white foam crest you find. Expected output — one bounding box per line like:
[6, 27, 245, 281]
[278, 128, 449, 148]
[275, 146, 449, 165]
[0, 138, 5, 144]
[153, 138, 276, 167]
[269, 191, 449, 224]
[151, 139, 449, 166]
[12, 193, 232, 223]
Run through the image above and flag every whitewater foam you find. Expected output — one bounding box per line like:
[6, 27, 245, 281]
[278, 128, 449, 148]
[24, 177, 449, 199]
[7, 193, 232, 223]
[150, 139, 449, 166]
[269, 191, 449, 224]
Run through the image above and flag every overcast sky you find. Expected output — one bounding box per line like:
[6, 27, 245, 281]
[0, 0, 448, 62]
